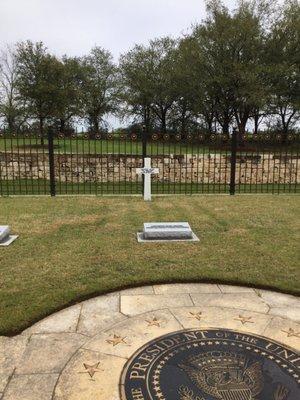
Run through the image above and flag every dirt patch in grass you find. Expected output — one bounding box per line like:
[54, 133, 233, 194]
[226, 227, 248, 236]
[31, 214, 101, 234]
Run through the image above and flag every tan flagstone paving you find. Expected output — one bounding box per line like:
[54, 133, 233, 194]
[262, 317, 300, 349]
[218, 284, 256, 293]
[153, 283, 220, 294]
[25, 305, 81, 335]
[76, 294, 127, 337]
[121, 293, 193, 315]
[190, 292, 270, 313]
[83, 309, 183, 357]
[257, 289, 300, 308]
[53, 349, 126, 400]
[2, 374, 59, 400]
[0, 283, 299, 400]
[169, 306, 273, 334]
[0, 335, 29, 393]
[267, 306, 300, 322]
[16, 333, 86, 375]
[120, 286, 155, 295]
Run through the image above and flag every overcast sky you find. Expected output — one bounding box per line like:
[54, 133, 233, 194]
[0, 0, 238, 128]
[0, 0, 238, 60]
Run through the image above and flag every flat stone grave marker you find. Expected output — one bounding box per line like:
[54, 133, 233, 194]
[0, 225, 18, 246]
[137, 222, 199, 242]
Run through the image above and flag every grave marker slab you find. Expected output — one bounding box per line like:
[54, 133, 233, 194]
[137, 222, 199, 242]
[0, 225, 18, 246]
[0, 225, 10, 242]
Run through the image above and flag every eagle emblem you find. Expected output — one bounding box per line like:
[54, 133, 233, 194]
[179, 351, 264, 400]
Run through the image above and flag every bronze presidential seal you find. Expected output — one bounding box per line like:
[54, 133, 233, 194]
[120, 329, 300, 400]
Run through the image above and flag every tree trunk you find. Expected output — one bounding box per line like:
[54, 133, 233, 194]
[143, 106, 151, 133]
[207, 120, 212, 133]
[235, 109, 249, 135]
[237, 119, 247, 145]
[204, 114, 214, 133]
[180, 103, 187, 134]
[7, 115, 15, 134]
[280, 111, 289, 144]
[60, 119, 66, 133]
[161, 110, 167, 134]
[180, 110, 187, 134]
[222, 119, 230, 135]
[216, 109, 231, 136]
[254, 115, 259, 135]
[39, 117, 45, 146]
[281, 112, 289, 143]
[237, 118, 247, 136]
[94, 118, 99, 134]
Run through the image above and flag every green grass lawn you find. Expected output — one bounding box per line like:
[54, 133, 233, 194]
[1, 179, 299, 196]
[1, 137, 298, 155]
[0, 137, 213, 155]
[0, 195, 299, 336]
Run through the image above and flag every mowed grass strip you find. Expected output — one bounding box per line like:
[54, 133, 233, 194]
[0, 195, 299, 335]
[0, 137, 211, 155]
[1, 179, 299, 196]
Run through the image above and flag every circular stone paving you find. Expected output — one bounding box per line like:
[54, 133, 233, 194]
[0, 284, 299, 400]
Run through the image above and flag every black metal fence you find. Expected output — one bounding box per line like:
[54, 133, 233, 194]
[0, 130, 299, 196]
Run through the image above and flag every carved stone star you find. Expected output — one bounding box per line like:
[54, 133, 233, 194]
[106, 334, 127, 346]
[189, 311, 203, 321]
[281, 328, 300, 338]
[80, 362, 101, 379]
[234, 315, 254, 325]
[146, 316, 161, 327]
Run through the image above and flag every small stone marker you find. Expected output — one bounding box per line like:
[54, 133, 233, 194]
[0, 226, 18, 246]
[144, 222, 193, 240]
[137, 222, 199, 242]
[136, 158, 159, 201]
[0, 226, 10, 242]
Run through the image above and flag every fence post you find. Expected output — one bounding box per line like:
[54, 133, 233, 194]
[47, 128, 56, 196]
[230, 128, 237, 195]
[141, 125, 148, 196]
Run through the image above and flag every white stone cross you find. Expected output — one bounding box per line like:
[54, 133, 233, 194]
[136, 157, 159, 201]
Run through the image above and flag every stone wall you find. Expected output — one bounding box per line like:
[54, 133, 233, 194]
[0, 152, 299, 184]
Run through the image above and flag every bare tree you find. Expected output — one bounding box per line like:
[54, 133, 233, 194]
[0, 45, 27, 132]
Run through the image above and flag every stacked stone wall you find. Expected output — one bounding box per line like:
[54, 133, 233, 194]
[0, 152, 299, 184]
